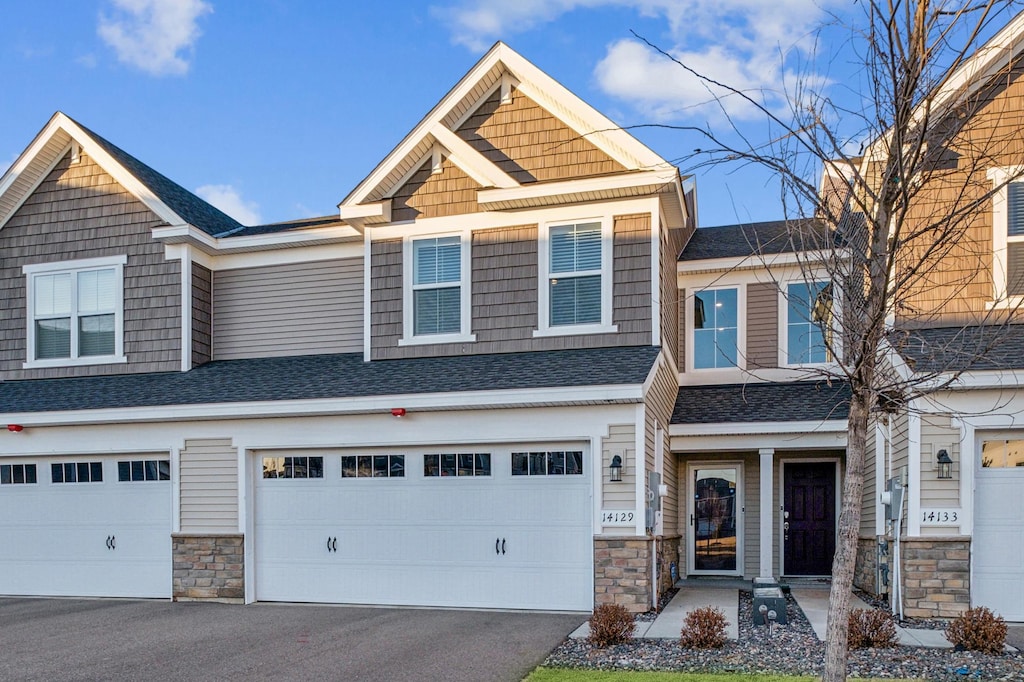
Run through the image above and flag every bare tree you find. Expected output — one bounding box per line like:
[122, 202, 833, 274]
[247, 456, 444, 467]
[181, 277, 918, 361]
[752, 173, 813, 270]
[639, 2, 1023, 679]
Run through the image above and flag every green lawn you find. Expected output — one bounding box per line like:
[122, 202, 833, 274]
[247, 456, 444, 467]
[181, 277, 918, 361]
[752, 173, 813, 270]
[523, 670, 817, 682]
[524, 670, 927, 682]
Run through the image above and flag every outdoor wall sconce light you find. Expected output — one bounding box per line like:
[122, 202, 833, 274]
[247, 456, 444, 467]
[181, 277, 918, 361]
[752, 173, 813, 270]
[390, 408, 406, 418]
[609, 455, 623, 482]
[937, 449, 953, 479]
[6, 424, 23, 433]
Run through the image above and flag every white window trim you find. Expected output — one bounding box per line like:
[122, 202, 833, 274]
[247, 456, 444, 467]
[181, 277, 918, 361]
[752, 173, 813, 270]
[686, 284, 745, 373]
[535, 216, 617, 337]
[986, 166, 1024, 308]
[778, 279, 837, 369]
[399, 231, 476, 346]
[22, 255, 127, 369]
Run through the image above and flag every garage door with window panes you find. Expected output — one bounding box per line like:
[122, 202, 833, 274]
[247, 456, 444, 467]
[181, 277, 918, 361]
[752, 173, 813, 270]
[254, 446, 593, 610]
[0, 456, 172, 598]
[974, 438, 1024, 621]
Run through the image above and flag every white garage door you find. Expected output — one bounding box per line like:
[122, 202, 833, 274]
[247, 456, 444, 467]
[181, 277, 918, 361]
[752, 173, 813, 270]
[255, 446, 593, 611]
[973, 439, 1024, 621]
[0, 456, 172, 599]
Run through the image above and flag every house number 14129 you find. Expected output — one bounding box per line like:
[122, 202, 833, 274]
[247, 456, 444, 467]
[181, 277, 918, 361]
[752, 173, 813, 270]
[601, 511, 635, 525]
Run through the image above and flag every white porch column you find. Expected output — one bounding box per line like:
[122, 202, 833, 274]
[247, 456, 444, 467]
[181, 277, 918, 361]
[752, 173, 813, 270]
[759, 448, 775, 578]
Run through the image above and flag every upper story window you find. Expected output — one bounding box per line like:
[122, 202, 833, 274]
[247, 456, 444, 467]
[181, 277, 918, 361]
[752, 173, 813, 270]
[693, 288, 738, 369]
[784, 281, 832, 365]
[401, 234, 474, 345]
[536, 219, 616, 336]
[986, 168, 1024, 302]
[1005, 182, 1024, 295]
[23, 256, 126, 368]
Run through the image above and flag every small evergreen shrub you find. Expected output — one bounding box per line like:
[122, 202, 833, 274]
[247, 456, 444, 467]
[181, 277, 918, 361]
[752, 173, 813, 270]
[679, 606, 728, 648]
[848, 608, 898, 649]
[945, 606, 1007, 654]
[587, 603, 634, 646]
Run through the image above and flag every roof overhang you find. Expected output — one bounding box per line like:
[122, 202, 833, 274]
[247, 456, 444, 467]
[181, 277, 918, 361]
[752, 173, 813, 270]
[670, 419, 848, 452]
[152, 223, 363, 255]
[0, 383, 645, 428]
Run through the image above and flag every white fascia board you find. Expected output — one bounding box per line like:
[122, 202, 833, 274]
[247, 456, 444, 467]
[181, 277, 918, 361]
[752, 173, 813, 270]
[670, 419, 848, 437]
[670, 426, 848, 452]
[153, 223, 362, 256]
[429, 125, 519, 189]
[677, 249, 843, 276]
[2, 384, 645, 427]
[366, 196, 656, 239]
[915, 369, 1024, 390]
[338, 201, 391, 223]
[478, 169, 678, 206]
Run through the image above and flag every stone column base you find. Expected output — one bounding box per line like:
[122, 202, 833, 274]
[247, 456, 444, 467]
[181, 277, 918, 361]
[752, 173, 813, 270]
[900, 536, 970, 619]
[172, 534, 244, 603]
[594, 536, 652, 613]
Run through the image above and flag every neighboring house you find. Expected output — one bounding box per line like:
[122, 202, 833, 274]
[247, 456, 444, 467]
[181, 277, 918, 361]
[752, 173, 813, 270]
[843, 13, 1024, 622]
[0, 43, 692, 612]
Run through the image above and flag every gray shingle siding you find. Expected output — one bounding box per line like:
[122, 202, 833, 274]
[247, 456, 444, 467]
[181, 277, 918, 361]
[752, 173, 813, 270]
[0, 151, 181, 380]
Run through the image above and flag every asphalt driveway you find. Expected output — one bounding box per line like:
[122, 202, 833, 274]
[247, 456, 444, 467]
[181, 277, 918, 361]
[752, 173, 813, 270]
[0, 598, 585, 682]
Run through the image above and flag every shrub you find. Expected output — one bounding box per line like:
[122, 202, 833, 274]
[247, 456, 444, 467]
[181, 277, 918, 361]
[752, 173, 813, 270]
[848, 608, 898, 649]
[587, 603, 634, 646]
[945, 606, 1007, 654]
[679, 606, 729, 648]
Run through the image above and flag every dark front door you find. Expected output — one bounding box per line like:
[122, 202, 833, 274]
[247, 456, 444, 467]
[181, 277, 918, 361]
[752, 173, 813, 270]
[783, 461, 836, 575]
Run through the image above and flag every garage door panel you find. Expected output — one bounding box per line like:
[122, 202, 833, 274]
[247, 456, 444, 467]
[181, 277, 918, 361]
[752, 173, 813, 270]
[255, 447, 593, 610]
[0, 457, 171, 599]
[974, 468, 1024, 621]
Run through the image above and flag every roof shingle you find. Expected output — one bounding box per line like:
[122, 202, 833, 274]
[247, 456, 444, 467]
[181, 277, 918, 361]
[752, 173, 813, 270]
[1, 346, 660, 415]
[672, 381, 851, 425]
[679, 219, 833, 261]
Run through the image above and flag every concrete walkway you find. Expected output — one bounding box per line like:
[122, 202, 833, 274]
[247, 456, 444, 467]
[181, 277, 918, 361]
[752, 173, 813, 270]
[571, 588, 739, 640]
[790, 587, 1008, 650]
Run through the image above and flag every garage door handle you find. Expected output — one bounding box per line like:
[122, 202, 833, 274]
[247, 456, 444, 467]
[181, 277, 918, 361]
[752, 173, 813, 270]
[495, 538, 500, 555]
[106, 536, 111, 550]
[331, 537, 337, 552]
[501, 539, 506, 555]
[110, 535, 116, 550]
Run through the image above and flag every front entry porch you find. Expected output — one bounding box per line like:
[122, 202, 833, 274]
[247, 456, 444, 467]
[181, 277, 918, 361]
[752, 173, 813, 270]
[676, 448, 844, 580]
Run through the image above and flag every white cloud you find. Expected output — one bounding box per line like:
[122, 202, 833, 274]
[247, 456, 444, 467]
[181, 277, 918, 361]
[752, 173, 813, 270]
[98, 0, 212, 76]
[195, 184, 261, 225]
[433, 0, 838, 122]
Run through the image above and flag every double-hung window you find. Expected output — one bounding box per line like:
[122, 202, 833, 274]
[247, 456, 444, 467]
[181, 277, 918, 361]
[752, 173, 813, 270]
[23, 256, 126, 367]
[784, 281, 832, 365]
[538, 219, 615, 335]
[1005, 181, 1024, 296]
[987, 168, 1024, 301]
[403, 235, 472, 343]
[692, 288, 738, 369]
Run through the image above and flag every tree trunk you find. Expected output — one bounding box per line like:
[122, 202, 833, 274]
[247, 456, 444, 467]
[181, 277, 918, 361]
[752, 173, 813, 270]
[822, 388, 871, 681]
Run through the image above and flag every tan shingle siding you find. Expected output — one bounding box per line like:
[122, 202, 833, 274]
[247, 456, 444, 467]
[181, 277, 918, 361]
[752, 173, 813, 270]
[457, 90, 626, 183]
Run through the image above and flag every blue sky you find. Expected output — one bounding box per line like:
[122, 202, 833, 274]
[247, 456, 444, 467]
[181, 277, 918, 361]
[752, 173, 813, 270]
[0, 1, 997, 228]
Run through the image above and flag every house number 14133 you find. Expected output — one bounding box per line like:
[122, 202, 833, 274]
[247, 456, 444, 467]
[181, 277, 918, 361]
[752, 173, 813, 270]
[920, 508, 959, 525]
